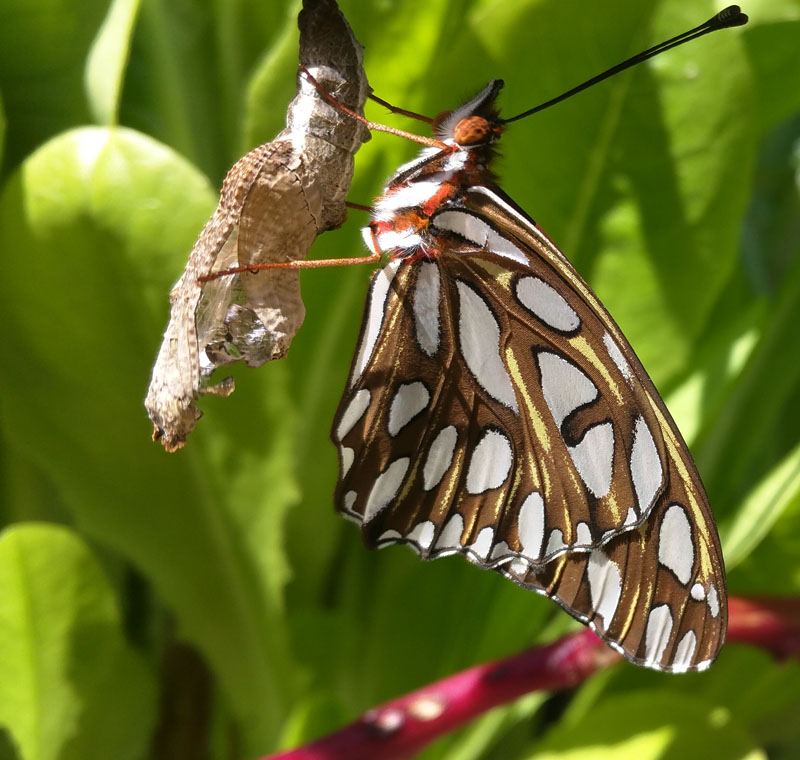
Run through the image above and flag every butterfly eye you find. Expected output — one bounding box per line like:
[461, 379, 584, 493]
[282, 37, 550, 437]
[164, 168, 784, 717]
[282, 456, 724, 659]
[453, 115, 493, 146]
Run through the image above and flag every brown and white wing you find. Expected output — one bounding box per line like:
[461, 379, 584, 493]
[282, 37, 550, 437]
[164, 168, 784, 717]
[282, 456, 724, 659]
[502, 486, 726, 672]
[331, 188, 726, 671]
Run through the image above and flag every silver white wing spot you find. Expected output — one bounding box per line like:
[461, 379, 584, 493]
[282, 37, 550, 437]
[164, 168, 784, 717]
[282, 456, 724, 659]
[413, 261, 441, 356]
[537, 351, 598, 429]
[517, 492, 545, 560]
[351, 261, 400, 386]
[657, 503, 694, 585]
[469, 527, 495, 562]
[423, 426, 458, 491]
[456, 281, 518, 411]
[545, 529, 566, 556]
[363, 457, 410, 523]
[489, 541, 513, 562]
[587, 550, 622, 629]
[630, 415, 663, 515]
[336, 389, 371, 440]
[515, 276, 580, 332]
[644, 604, 673, 667]
[602, 332, 632, 382]
[672, 630, 697, 673]
[435, 513, 464, 553]
[388, 381, 430, 436]
[575, 521, 592, 546]
[465, 428, 513, 494]
[435, 209, 529, 266]
[707, 583, 720, 618]
[567, 422, 614, 498]
[406, 520, 436, 552]
[340, 446, 354, 476]
[508, 558, 530, 576]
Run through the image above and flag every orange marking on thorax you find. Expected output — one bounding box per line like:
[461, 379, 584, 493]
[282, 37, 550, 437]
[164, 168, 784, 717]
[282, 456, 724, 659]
[422, 180, 459, 217]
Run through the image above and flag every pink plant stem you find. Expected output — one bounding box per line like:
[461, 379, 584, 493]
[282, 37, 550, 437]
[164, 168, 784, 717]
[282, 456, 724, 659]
[263, 629, 613, 760]
[727, 596, 800, 659]
[262, 596, 800, 760]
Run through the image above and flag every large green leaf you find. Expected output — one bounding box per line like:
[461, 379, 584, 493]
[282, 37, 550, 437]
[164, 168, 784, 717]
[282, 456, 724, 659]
[723, 441, 800, 569]
[0, 523, 156, 760]
[0, 126, 299, 754]
[0, 90, 5, 173]
[561, 643, 800, 760]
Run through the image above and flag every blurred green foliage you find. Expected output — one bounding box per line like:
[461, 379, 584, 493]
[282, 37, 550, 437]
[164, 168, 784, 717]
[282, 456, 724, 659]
[0, 0, 798, 758]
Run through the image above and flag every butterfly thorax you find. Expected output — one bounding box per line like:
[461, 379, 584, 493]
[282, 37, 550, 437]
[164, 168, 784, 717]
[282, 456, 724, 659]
[365, 80, 505, 262]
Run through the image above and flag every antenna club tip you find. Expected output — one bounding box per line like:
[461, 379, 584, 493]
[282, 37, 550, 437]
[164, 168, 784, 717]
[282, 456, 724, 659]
[713, 5, 749, 29]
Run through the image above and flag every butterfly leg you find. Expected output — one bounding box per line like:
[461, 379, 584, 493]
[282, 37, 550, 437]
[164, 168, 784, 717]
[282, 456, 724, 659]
[368, 92, 434, 124]
[299, 66, 456, 152]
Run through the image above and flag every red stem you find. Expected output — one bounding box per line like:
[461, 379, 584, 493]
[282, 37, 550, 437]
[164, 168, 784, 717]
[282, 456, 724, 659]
[727, 595, 800, 659]
[262, 596, 800, 760]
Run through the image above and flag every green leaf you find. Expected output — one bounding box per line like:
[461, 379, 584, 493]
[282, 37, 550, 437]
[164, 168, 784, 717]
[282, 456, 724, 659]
[0, 126, 299, 754]
[243, 6, 303, 149]
[120, 0, 294, 183]
[722, 440, 800, 568]
[694, 176, 800, 522]
[85, 0, 143, 125]
[421, 693, 548, 760]
[728, 478, 800, 595]
[0, 90, 5, 172]
[700, 647, 800, 752]
[557, 635, 800, 758]
[0, 523, 156, 760]
[528, 690, 763, 760]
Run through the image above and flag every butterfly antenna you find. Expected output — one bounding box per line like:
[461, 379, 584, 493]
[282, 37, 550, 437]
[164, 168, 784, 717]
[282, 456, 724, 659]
[501, 5, 748, 124]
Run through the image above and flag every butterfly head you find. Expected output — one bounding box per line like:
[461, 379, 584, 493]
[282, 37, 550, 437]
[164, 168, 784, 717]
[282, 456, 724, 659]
[433, 79, 505, 147]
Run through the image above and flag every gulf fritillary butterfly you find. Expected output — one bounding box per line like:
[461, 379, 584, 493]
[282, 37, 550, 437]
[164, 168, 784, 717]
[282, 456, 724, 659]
[330, 7, 748, 672]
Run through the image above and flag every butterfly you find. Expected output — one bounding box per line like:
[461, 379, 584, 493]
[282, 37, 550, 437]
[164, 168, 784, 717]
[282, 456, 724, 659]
[330, 80, 727, 673]
[329, 10, 747, 672]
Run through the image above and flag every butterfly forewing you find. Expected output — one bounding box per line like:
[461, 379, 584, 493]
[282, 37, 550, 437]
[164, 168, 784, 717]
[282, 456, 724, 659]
[331, 81, 726, 672]
[335, 226, 678, 558]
